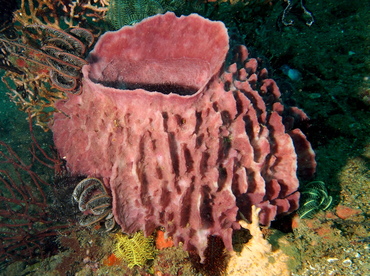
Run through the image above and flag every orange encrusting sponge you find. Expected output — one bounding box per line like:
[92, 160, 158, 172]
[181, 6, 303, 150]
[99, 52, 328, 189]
[155, 230, 174, 250]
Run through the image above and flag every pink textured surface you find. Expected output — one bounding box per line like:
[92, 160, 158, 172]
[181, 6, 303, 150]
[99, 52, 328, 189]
[52, 12, 316, 261]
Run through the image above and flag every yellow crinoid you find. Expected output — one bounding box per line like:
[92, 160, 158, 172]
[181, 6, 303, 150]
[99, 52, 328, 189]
[114, 231, 155, 269]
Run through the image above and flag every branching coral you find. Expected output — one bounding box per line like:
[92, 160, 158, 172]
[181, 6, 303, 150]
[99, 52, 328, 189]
[1, 24, 94, 130]
[14, 0, 109, 29]
[1, 58, 63, 130]
[0, 0, 105, 130]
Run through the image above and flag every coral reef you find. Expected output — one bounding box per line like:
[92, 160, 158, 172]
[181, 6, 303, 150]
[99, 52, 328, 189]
[55, 228, 108, 275]
[0, 0, 368, 274]
[52, 12, 316, 261]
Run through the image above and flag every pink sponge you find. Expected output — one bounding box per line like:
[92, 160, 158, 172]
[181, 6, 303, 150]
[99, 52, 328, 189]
[52, 12, 316, 261]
